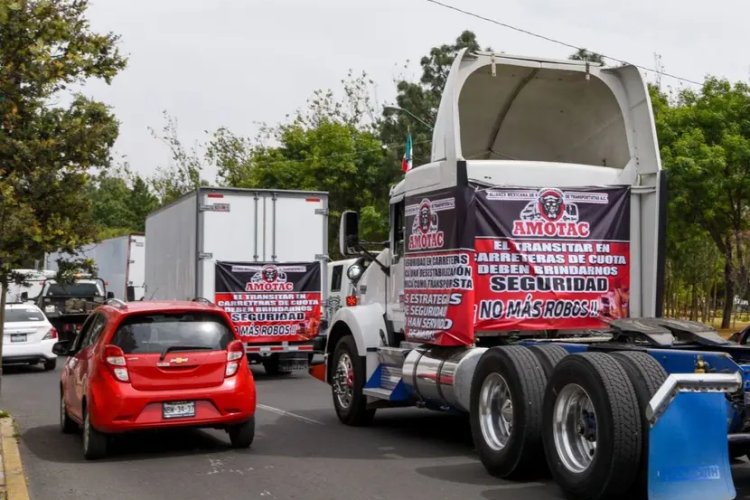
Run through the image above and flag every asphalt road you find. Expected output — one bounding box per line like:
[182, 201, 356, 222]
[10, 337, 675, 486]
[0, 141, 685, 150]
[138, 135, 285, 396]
[1, 362, 750, 500]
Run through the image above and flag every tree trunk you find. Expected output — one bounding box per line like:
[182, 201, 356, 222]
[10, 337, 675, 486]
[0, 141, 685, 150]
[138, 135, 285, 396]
[722, 258, 734, 330]
[713, 284, 719, 326]
[690, 284, 698, 321]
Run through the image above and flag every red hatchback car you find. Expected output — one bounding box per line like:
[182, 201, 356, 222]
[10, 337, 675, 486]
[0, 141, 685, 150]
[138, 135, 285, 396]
[54, 299, 256, 459]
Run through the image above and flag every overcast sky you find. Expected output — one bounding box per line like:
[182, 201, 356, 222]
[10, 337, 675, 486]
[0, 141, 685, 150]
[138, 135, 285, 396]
[82, 0, 750, 180]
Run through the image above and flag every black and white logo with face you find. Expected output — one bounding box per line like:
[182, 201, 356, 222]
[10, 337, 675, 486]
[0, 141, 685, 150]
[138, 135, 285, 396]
[251, 265, 288, 283]
[539, 189, 565, 221]
[520, 188, 579, 223]
[413, 199, 439, 234]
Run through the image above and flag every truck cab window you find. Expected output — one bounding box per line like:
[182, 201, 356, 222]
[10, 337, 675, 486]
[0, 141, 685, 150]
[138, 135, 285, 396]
[392, 200, 405, 258]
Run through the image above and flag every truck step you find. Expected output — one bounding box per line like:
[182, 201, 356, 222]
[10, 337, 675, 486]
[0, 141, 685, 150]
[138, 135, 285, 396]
[363, 387, 393, 400]
[380, 365, 402, 391]
[377, 346, 411, 367]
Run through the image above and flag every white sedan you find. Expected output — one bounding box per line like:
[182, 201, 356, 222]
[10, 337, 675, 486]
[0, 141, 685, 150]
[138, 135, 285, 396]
[3, 303, 57, 370]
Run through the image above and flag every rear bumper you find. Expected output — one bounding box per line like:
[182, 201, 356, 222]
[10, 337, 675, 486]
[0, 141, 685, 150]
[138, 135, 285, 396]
[2, 339, 56, 363]
[88, 366, 256, 434]
[244, 342, 315, 355]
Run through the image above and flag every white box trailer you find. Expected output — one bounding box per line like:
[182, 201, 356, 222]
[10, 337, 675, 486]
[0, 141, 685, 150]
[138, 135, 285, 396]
[45, 234, 146, 301]
[145, 187, 329, 374]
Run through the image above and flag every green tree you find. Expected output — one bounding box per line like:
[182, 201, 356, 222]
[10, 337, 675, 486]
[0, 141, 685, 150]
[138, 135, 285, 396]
[89, 166, 158, 238]
[209, 72, 391, 252]
[0, 0, 126, 392]
[380, 31, 482, 167]
[149, 112, 205, 204]
[655, 79, 750, 328]
[568, 48, 606, 65]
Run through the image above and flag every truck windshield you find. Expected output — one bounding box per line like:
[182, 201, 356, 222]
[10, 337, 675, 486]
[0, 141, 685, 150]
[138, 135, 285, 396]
[45, 283, 102, 298]
[111, 313, 233, 354]
[3, 308, 45, 322]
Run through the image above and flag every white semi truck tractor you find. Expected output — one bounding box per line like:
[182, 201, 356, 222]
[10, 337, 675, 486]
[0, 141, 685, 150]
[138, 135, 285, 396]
[312, 50, 747, 500]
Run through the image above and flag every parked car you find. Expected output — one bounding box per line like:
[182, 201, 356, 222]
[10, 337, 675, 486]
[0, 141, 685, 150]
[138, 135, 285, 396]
[54, 299, 256, 459]
[2, 303, 58, 370]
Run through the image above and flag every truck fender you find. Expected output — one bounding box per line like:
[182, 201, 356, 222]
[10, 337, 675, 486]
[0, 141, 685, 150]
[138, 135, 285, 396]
[327, 303, 387, 382]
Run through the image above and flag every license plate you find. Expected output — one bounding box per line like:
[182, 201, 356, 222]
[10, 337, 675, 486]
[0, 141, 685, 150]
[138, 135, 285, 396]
[162, 401, 195, 419]
[10, 334, 26, 343]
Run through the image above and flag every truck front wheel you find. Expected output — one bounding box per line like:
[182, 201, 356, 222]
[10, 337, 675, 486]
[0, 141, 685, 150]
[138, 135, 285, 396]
[470, 346, 546, 478]
[331, 336, 374, 426]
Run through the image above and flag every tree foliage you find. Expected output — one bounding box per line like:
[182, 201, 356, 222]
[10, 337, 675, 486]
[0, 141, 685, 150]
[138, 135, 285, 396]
[209, 74, 390, 251]
[568, 48, 606, 65]
[380, 31, 482, 167]
[653, 80, 750, 328]
[88, 166, 158, 238]
[149, 112, 205, 204]
[0, 0, 126, 391]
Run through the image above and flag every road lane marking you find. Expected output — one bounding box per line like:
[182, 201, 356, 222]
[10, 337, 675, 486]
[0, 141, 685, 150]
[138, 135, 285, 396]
[257, 404, 324, 425]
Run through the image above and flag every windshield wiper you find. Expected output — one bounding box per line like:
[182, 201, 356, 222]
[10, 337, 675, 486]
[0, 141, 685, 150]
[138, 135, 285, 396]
[159, 345, 213, 360]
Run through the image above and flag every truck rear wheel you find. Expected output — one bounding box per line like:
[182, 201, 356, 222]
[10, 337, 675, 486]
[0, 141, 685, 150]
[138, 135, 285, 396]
[543, 352, 642, 500]
[527, 344, 568, 378]
[610, 351, 667, 498]
[332, 336, 374, 426]
[470, 346, 546, 478]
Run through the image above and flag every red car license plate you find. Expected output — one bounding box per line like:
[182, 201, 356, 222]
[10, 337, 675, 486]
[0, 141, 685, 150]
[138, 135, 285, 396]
[162, 401, 195, 419]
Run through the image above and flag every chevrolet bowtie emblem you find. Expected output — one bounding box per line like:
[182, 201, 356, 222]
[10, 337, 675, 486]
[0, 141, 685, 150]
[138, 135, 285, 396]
[170, 357, 189, 364]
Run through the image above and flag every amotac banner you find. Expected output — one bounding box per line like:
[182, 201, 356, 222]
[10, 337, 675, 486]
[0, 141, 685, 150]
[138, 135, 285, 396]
[403, 185, 631, 346]
[403, 187, 475, 346]
[475, 186, 631, 330]
[214, 261, 322, 343]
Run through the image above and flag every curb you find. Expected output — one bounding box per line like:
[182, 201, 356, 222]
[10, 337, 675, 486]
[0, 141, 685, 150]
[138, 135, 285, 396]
[0, 417, 29, 500]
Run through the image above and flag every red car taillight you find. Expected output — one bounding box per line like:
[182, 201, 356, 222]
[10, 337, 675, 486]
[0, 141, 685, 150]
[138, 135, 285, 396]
[346, 295, 358, 307]
[103, 345, 129, 382]
[43, 327, 58, 340]
[225, 340, 244, 377]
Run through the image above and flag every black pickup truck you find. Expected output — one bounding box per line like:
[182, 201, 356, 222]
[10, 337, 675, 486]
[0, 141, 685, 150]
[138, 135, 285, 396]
[30, 278, 113, 342]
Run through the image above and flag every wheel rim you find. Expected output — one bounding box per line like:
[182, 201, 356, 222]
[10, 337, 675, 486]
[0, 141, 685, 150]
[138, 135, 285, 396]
[553, 383, 598, 473]
[333, 352, 354, 409]
[478, 372, 514, 451]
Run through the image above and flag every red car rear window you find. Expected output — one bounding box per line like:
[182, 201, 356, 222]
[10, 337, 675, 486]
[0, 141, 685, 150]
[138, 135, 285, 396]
[111, 313, 233, 354]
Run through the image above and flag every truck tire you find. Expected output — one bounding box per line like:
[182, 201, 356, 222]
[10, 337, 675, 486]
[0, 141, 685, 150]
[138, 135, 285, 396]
[331, 336, 374, 426]
[527, 344, 568, 378]
[542, 352, 642, 500]
[469, 346, 546, 478]
[610, 351, 667, 498]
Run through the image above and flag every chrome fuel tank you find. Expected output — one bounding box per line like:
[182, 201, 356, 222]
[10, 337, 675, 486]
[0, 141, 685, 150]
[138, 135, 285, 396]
[402, 347, 487, 412]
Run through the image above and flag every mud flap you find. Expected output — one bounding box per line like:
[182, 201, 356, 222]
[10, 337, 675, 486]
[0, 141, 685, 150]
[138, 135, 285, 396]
[648, 373, 742, 500]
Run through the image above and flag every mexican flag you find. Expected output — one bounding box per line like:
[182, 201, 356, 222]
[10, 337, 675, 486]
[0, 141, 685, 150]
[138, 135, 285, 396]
[401, 133, 413, 173]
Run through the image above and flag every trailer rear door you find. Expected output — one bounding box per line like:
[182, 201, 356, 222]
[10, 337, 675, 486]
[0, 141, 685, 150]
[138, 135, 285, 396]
[197, 189, 328, 299]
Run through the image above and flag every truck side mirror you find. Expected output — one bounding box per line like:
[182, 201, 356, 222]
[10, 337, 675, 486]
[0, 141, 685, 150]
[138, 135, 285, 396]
[339, 211, 360, 257]
[126, 286, 135, 302]
[20, 292, 28, 301]
[106, 291, 115, 299]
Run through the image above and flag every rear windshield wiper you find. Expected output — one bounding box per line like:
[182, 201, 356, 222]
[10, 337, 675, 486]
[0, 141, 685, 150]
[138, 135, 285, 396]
[160, 345, 214, 360]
